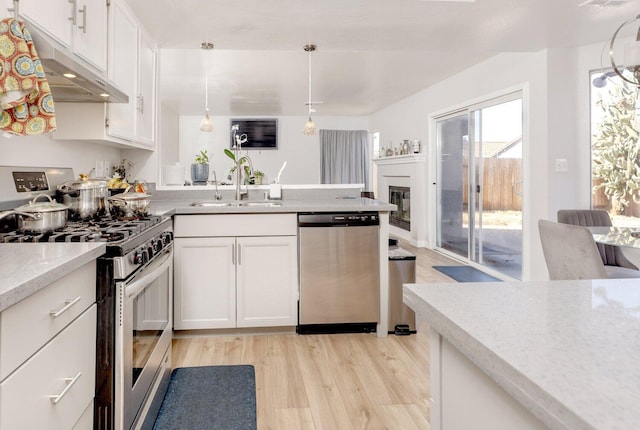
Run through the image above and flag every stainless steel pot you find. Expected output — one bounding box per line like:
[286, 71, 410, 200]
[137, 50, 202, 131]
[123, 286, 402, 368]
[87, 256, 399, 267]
[108, 186, 151, 220]
[57, 173, 108, 220]
[0, 194, 68, 233]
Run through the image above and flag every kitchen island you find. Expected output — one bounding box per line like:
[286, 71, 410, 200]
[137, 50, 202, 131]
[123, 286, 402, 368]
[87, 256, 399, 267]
[404, 279, 640, 430]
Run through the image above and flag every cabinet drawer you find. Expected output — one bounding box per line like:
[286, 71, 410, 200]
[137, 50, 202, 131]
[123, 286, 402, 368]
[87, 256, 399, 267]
[174, 213, 297, 237]
[0, 305, 96, 430]
[0, 261, 96, 380]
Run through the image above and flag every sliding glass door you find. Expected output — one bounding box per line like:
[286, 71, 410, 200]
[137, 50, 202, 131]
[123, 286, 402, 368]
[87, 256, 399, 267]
[436, 94, 523, 279]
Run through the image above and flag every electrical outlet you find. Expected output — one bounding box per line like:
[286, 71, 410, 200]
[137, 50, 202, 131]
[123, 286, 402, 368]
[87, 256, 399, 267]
[555, 158, 568, 172]
[103, 161, 112, 178]
[95, 160, 105, 178]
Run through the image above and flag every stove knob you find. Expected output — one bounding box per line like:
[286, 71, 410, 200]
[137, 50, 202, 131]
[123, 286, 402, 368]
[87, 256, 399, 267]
[147, 245, 154, 260]
[134, 249, 148, 265]
[153, 238, 163, 253]
[161, 232, 173, 245]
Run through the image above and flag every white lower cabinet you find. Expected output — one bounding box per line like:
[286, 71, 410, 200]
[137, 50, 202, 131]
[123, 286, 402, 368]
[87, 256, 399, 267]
[173, 214, 298, 330]
[0, 305, 97, 430]
[0, 261, 97, 430]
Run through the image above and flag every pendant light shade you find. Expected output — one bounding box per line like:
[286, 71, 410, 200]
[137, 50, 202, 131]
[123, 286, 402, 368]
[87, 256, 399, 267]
[200, 109, 213, 132]
[303, 44, 317, 136]
[609, 15, 640, 87]
[200, 42, 214, 132]
[303, 115, 316, 136]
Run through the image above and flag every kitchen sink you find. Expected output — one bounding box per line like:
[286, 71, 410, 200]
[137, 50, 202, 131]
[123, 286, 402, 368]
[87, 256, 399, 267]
[237, 201, 283, 207]
[190, 201, 283, 207]
[190, 201, 235, 207]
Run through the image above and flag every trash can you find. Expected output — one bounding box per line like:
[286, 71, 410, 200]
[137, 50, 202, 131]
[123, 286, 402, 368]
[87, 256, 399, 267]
[388, 240, 416, 335]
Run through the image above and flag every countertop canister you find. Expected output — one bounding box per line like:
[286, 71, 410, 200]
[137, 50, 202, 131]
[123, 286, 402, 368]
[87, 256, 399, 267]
[412, 140, 421, 153]
[163, 164, 185, 186]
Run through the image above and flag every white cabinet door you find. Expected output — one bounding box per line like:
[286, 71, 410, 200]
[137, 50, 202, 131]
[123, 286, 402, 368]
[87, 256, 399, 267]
[72, 0, 107, 71]
[107, 0, 156, 147]
[174, 237, 236, 329]
[136, 28, 155, 145]
[236, 236, 298, 327]
[0, 305, 96, 430]
[18, 0, 73, 48]
[107, 0, 137, 140]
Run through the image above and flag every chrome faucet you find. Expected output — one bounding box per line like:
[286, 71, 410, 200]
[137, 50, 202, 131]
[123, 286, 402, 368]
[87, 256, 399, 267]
[232, 126, 254, 201]
[212, 171, 221, 200]
[235, 155, 254, 200]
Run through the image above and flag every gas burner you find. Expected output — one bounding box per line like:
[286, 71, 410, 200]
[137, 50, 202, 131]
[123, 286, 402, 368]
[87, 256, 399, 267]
[0, 216, 165, 244]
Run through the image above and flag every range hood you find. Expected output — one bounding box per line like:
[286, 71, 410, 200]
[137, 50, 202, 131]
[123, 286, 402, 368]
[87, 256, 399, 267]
[29, 29, 128, 103]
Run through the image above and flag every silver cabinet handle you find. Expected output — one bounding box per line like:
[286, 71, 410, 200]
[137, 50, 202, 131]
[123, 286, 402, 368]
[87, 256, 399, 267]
[49, 296, 82, 319]
[237, 243, 241, 265]
[78, 5, 87, 33]
[137, 95, 144, 114]
[49, 372, 82, 404]
[231, 243, 235, 265]
[68, 0, 77, 25]
[8, 0, 19, 20]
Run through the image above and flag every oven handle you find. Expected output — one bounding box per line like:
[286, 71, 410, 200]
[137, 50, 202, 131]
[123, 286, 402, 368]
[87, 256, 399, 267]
[125, 247, 173, 299]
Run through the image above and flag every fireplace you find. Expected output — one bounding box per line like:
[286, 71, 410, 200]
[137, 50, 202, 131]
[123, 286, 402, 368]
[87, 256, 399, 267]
[389, 186, 410, 231]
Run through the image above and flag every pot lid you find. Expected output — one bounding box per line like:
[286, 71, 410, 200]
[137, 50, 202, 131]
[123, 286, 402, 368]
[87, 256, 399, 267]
[16, 194, 68, 213]
[58, 173, 108, 191]
[108, 186, 151, 202]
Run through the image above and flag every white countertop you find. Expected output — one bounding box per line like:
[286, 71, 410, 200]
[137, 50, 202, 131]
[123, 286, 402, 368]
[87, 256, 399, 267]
[151, 197, 396, 217]
[0, 243, 106, 312]
[404, 279, 640, 430]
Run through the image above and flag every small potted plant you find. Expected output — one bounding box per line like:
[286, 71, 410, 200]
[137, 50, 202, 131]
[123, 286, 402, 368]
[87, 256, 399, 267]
[253, 170, 264, 184]
[113, 159, 134, 182]
[191, 150, 210, 184]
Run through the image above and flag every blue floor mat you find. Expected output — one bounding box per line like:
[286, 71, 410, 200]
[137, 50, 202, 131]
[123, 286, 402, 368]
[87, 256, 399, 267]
[433, 265, 502, 282]
[153, 365, 257, 430]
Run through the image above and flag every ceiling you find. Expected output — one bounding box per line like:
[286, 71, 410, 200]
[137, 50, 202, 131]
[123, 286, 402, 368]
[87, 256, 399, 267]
[124, 0, 638, 116]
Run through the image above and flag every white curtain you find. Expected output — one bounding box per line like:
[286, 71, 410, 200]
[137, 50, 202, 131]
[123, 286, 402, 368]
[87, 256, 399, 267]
[319, 129, 370, 190]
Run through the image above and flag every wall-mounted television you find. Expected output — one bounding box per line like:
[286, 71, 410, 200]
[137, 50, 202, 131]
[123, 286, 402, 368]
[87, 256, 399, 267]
[230, 119, 278, 149]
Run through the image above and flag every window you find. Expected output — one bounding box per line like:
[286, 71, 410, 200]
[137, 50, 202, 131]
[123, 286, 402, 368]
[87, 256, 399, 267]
[590, 70, 640, 221]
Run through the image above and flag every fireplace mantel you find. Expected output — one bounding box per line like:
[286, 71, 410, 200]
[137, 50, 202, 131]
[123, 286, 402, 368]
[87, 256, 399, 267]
[374, 154, 426, 166]
[375, 154, 427, 247]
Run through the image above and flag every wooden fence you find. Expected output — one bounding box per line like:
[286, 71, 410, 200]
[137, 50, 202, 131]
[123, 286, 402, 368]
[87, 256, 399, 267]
[592, 179, 640, 217]
[463, 158, 522, 211]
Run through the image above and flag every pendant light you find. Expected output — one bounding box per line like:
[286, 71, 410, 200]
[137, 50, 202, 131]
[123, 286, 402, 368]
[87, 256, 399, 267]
[199, 42, 214, 132]
[303, 44, 317, 136]
[609, 15, 640, 87]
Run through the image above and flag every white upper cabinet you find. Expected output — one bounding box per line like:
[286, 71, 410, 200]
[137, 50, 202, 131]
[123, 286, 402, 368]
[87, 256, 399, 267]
[16, 0, 73, 47]
[136, 29, 155, 143]
[106, 0, 137, 140]
[52, 0, 157, 150]
[12, 0, 107, 72]
[108, 0, 156, 147]
[72, 0, 107, 71]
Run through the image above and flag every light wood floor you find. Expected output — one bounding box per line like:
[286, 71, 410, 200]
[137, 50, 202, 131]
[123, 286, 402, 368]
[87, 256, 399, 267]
[172, 240, 459, 430]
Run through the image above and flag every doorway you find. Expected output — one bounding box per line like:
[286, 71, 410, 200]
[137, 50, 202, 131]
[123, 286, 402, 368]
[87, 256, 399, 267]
[436, 93, 523, 279]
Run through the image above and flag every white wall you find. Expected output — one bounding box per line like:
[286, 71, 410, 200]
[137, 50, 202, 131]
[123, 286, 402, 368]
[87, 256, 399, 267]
[371, 50, 556, 280]
[169, 115, 369, 185]
[370, 40, 616, 280]
[0, 133, 121, 176]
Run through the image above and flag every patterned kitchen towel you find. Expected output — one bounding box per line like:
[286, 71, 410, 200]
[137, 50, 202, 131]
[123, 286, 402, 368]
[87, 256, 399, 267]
[0, 18, 55, 136]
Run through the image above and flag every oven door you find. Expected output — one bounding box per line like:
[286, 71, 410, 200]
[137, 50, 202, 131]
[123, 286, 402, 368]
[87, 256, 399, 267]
[116, 245, 173, 430]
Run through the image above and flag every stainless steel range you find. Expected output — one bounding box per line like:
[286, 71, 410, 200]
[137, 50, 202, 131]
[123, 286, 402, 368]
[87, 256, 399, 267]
[0, 166, 173, 430]
[95, 215, 173, 430]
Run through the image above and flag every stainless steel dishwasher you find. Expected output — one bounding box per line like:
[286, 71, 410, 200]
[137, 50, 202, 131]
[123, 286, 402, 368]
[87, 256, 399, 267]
[297, 212, 380, 334]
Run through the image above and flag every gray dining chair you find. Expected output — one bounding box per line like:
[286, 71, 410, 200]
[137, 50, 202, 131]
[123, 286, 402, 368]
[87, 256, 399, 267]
[538, 219, 640, 280]
[557, 209, 638, 270]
